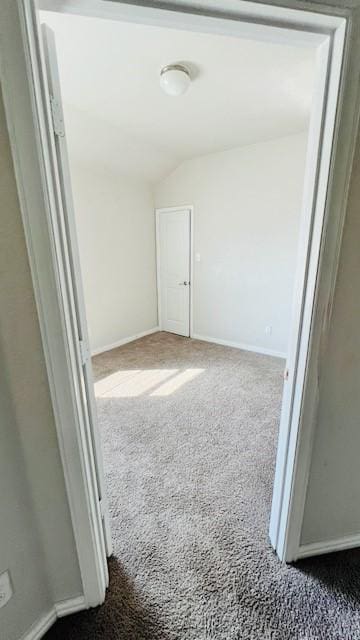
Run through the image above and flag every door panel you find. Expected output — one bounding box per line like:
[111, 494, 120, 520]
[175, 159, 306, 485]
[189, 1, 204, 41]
[157, 209, 191, 337]
[41, 25, 112, 560]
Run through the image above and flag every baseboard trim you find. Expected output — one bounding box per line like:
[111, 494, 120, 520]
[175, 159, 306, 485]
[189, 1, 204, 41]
[20, 610, 56, 640]
[54, 594, 87, 618]
[191, 333, 286, 359]
[21, 596, 87, 640]
[297, 533, 360, 559]
[92, 327, 160, 356]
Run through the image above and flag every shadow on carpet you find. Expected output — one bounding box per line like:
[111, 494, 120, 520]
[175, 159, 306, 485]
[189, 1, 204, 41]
[44, 333, 360, 640]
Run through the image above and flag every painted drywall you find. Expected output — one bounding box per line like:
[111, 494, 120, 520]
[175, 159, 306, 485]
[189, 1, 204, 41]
[0, 334, 50, 639]
[300, 122, 360, 545]
[70, 163, 158, 353]
[155, 132, 308, 356]
[44, 4, 314, 358]
[0, 73, 81, 640]
[40, 8, 315, 184]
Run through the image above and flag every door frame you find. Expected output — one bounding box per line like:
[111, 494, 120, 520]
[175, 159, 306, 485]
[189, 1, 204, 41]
[1, 0, 360, 609]
[155, 206, 194, 338]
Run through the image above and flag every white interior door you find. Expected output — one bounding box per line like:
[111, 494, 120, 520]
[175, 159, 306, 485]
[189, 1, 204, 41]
[157, 208, 191, 337]
[41, 25, 112, 557]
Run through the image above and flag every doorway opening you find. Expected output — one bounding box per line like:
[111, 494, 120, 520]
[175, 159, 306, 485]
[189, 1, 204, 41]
[13, 0, 350, 632]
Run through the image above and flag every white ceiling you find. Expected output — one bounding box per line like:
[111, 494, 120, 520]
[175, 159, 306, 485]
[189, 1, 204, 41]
[40, 10, 316, 183]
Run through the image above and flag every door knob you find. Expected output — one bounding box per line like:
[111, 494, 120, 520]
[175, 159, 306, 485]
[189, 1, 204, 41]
[179, 281, 189, 286]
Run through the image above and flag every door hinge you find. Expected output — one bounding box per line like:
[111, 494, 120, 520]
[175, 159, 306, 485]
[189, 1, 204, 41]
[50, 95, 65, 137]
[79, 339, 90, 365]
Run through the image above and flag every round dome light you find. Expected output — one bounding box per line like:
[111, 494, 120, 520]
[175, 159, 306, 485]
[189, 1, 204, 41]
[160, 64, 191, 97]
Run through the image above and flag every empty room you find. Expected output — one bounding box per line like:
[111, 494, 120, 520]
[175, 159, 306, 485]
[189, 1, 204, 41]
[4, 0, 360, 639]
[38, 6, 317, 635]
[2, 0, 356, 637]
[38, 3, 317, 634]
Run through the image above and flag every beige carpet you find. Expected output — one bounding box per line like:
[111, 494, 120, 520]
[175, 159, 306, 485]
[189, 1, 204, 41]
[45, 332, 360, 639]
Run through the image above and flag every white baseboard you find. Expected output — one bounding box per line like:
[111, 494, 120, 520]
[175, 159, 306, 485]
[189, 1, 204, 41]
[55, 594, 86, 618]
[191, 333, 286, 359]
[21, 610, 57, 640]
[21, 596, 87, 640]
[91, 326, 160, 356]
[297, 533, 360, 559]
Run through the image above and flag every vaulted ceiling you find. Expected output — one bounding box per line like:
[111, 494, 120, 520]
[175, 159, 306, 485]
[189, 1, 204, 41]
[40, 10, 316, 183]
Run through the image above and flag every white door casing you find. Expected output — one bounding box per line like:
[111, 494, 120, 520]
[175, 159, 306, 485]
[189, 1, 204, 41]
[41, 25, 112, 558]
[156, 207, 191, 337]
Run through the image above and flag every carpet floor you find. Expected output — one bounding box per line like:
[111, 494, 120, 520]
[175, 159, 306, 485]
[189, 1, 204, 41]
[45, 332, 360, 640]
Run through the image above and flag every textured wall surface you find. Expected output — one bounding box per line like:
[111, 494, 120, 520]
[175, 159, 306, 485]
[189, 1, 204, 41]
[156, 133, 308, 355]
[0, 82, 82, 639]
[71, 166, 158, 353]
[301, 124, 360, 544]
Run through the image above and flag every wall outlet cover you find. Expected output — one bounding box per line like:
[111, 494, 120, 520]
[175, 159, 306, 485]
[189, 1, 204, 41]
[0, 571, 13, 608]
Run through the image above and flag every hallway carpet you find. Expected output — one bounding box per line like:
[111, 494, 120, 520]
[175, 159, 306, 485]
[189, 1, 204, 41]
[45, 332, 360, 640]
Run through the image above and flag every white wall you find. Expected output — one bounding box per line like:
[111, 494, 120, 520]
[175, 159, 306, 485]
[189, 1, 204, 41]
[70, 164, 158, 354]
[0, 81, 82, 640]
[155, 132, 308, 356]
[301, 123, 360, 546]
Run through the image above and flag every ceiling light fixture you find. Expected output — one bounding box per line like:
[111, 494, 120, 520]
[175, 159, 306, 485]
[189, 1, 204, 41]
[160, 64, 191, 97]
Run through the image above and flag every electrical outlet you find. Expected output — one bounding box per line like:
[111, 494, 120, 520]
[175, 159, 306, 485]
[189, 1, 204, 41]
[265, 325, 272, 335]
[0, 571, 13, 609]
